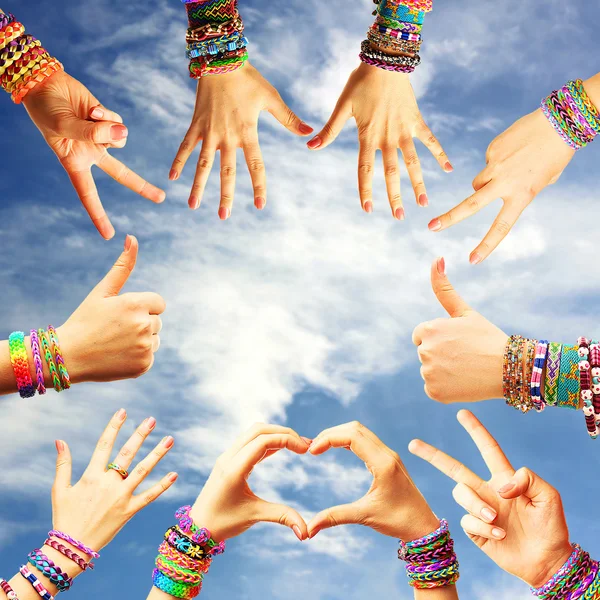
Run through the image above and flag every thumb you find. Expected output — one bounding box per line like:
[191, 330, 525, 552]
[498, 467, 558, 503]
[267, 93, 314, 137]
[256, 500, 309, 541]
[59, 116, 129, 145]
[54, 440, 72, 489]
[431, 257, 472, 318]
[307, 100, 352, 151]
[93, 235, 138, 297]
[307, 502, 363, 539]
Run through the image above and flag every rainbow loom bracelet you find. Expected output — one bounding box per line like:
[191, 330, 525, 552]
[48, 531, 99, 560]
[530, 340, 548, 412]
[19, 566, 53, 600]
[545, 342, 563, 407]
[46, 326, 70, 390]
[43, 539, 94, 571]
[165, 526, 210, 560]
[38, 330, 62, 393]
[152, 568, 201, 599]
[590, 343, 600, 425]
[8, 331, 35, 398]
[567, 80, 600, 135]
[29, 329, 46, 395]
[557, 345, 581, 410]
[27, 550, 73, 592]
[0, 578, 19, 600]
[174, 506, 226, 554]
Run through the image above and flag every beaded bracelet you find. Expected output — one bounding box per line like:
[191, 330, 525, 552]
[43, 539, 94, 571]
[0, 578, 19, 600]
[8, 331, 36, 399]
[19, 566, 53, 600]
[186, 14, 244, 42]
[46, 326, 70, 390]
[28, 550, 73, 592]
[186, 35, 248, 59]
[29, 329, 46, 395]
[367, 30, 422, 54]
[360, 41, 421, 67]
[545, 342, 563, 407]
[48, 531, 99, 560]
[39, 330, 62, 393]
[557, 345, 581, 410]
[578, 337, 597, 439]
[370, 23, 421, 41]
[590, 343, 600, 425]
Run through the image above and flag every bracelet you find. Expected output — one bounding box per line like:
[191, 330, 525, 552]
[155, 556, 204, 584]
[0, 22, 26, 51]
[530, 340, 548, 412]
[557, 344, 581, 410]
[0, 36, 41, 75]
[43, 539, 94, 571]
[174, 506, 226, 554]
[578, 337, 597, 439]
[186, 14, 244, 42]
[164, 526, 211, 560]
[384, 0, 433, 11]
[39, 330, 63, 393]
[590, 343, 600, 425]
[27, 550, 73, 592]
[186, 0, 238, 27]
[370, 23, 422, 41]
[523, 338, 537, 412]
[375, 14, 422, 31]
[376, 1, 425, 25]
[189, 49, 248, 78]
[367, 30, 422, 54]
[46, 326, 70, 390]
[1, 47, 49, 91]
[360, 41, 421, 67]
[157, 542, 212, 574]
[566, 79, 600, 135]
[11, 57, 64, 104]
[8, 332, 35, 398]
[545, 342, 563, 407]
[544, 90, 593, 148]
[359, 53, 415, 72]
[152, 569, 201, 599]
[186, 34, 248, 59]
[48, 531, 100, 560]
[29, 329, 46, 395]
[19, 566, 53, 600]
[0, 578, 19, 600]
[0, 12, 15, 30]
[541, 102, 581, 151]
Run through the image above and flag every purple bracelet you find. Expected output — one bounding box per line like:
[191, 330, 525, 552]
[531, 544, 581, 596]
[29, 330, 46, 395]
[406, 556, 457, 573]
[359, 53, 415, 73]
[28, 550, 73, 592]
[0, 12, 15, 29]
[562, 85, 597, 139]
[48, 531, 99, 559]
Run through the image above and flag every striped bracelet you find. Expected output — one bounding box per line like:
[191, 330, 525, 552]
[19, 566, 53, 600]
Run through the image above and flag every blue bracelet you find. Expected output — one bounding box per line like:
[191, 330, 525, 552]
[19, 567, 53, 600]
[377, 1, 425, 25]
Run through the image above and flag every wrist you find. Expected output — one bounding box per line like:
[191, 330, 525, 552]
[55, 325, 84, 384]
[396, 509, 440, 542]
[188, 504, 225, 544]
[528, 543, 575, 589]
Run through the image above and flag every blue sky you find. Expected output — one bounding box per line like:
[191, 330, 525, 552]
[1, 0, 600, 598]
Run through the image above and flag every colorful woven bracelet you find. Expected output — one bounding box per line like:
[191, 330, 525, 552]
[522, 338, 537, 413]
[544, 91, 594, 148]
[578, 337, 597, 439]
[0, 578, 19, 600]
[19, 566, 53, 600]
[584, 568, 600, 599]
[157, 542, 212, 574]
[376, 1, 425, 24]
[0, 11, 15, 30]
[367, 30, 422, 54]
[186, 35, 248, 59]
[0, 22, 26, 51]
[46, 326, 70, 390]
[152, 568, 201, 599]
[541, 102, 580, 151]
[360, 41, 421, 67]
[43, 539, 94, 571]
[359, 53, 415, 72]
[557, 345, 581, 410]
[187, 15, 243, 42]
[11, 57, 64, 104]
[39, 330, 63, 393]
[389, 0, 433, 12]
[156, 556, 204, 584]
[370, 23, 422, 41]
[165, 527, 210, 560]
[590, 343, 600, 425]
[545, 342, 563, 407]
[189, 50, 248, 78]
[8, 331, 35, 399]
[48, 531, 99, 560]
[174, 506, 226, 554]
[566, 80, 600, 135]
[28, 550, 73, 592]
[375, 14, 422, 31]
[0, 47, 49, 90]
[29, 329, 46, 395]
[530, 340, 549, 411]
[0, 36, 41, 75]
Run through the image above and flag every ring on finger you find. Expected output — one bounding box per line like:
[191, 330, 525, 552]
[106, 462, 129, 479]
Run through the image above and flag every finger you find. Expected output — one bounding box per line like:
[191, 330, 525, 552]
[120, 292, 166, 315]
[92, 235, 138, 297]
[453, 482, 497, 523]
[171, 128, 200, 181]
[86, 409, 128, 473]
[267, 93, 313, 138]
[233, 433, 310, 476]
[189, 139, 217, 210]
[400, 138, 427, 207]
[497, 466, 559, 504]
[428, 182, 501, 234]
[307, 502, 363, 538]
[357, 139, 376, 213]
[412, 322, 428, 347]
[416, 124, 452, 172]
[226, 424, 305, 458]
[381, 145, 404, 221]
[457, 410, 513, 476]
[152, 335, 161, 352]
[54, 440, 72, 489]
[89, 105, 123, 124]
[150, 315, 163, 334]
[461, 514, 506, 540]
[129, 471, 179, 513]
[242, 137, 267, 210]
[60, 117, 128, 145]
[219, 146, 237, 220]
[255, 500, 309, 541]
[110, 416, 157, 472]
[430, 257, 472, 318]
[469, 202, 525, 266]
[67, 168, 114, 240]
[307, 99, 352, 151]
[126, 434, 175, 490]
[472, 166, 493, 192]
[408, 439, 482, 489]
[98, 154, 166, 204]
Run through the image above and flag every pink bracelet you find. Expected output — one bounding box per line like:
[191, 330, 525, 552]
[578, 337, 597, 439]
[43, 538, 94, 571]
[0, 578, 19, 600]
[29, 329, 46, 395]
[590, 343, 600, 425]
[19, 566, 53, 600]
[48, 531, 99, 559]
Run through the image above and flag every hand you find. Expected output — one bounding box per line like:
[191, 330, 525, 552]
[307, 421, 439, 541]
[189, 424, 311, 542]
[412, 257, 508, 403]
[428, 109, 576, 264]
[57, 235, 165, 383]
[170, 63, 313, 219]
[50, 409, 177, 553]
[22, 71, 166, 240]
[307, 62, 452, 219]
[409, 410, 572, 589]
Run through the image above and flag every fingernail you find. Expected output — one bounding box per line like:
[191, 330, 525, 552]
[481, 508, 497, 522]
[292, 525, 303, 541]
[308, 527, 320, 539]
[299, 122, 314, 135]
[163, 436, 175, 449]
[418, 194, 428, 207]
[219, 207, 230, 220]
[116, 408, 127, 420]
[55, 440, 64, 453]
[301, 437, 312, 445]
[146, 417, 157, 430]
[498, 482, 515, 494]
[111, 125, 128, 141]
[437, 257, 445, 275]
[169, 169, 178, 181]
[470, 252, 482, 265]
[428, 218, 441, 232]
[395, 207, 405, 221]
[91, 107, 104, 119]
[125, 234, 133, 251]
[189, 197, 200, 210]
[444, 162, 454, 172]
[255, 197, 266, 210]
[492, 527, 506, 539]
[168, 472, 178, 482]
[307, 136, 322, 149]
[364, 201, 373, 214]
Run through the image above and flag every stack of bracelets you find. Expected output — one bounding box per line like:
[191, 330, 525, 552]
[502, 335, 600, 440]
[152, 506, 225, 598]
[541, 79, 600, 150]
[0, 531, 98, 600]
[181, 0, 248, 79]
[397, 519, 460, 589]
[530, 544, 600, 599]
[360, 0, 432, 73]
[0, 10, 63, 104]
[8, 326, 71, 398]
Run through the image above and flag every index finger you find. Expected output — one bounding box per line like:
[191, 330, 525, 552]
[357, 137, 375, 213]
[85, 409, 128, 474]
[233, 432, 310, 475]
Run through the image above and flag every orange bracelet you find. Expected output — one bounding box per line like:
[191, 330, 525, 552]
[11, 57, 63, 104]
[0, 21, 25, 50]
[0, 47, 49, 90]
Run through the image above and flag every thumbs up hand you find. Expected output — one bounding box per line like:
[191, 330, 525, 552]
[412, 258, 508, 404]
[56, 235, 166, 384]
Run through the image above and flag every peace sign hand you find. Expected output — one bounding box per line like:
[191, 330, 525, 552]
[409, 410, 572, 589]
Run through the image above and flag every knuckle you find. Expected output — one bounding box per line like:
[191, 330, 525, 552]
[358, 163, 373, 175]
[321, 122, 335, 139]
[96, 438, 112, 452]
[493, 219, 511, 237]
[120, 445, 134, 458]
[384, 164, 399, 177]
[221, 165, 236, 178]
[247, 158, 265, 173]
[389, 193, 402, 206]
[467, 195, 480, 212]
[135, 464, 148, 478]
[350, 420, 364, 433]
[198, 157, 212, 170]
[404, 153, 420, 167]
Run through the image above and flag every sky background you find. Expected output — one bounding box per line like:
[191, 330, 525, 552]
[0, 0, 599, 598]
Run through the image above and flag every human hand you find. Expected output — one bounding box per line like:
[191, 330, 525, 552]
[428, 109, 575, 264]
[307, 421, 439, 541]
[22, 71, 166, 240]
[170, 63, 313, 219]
[409, 410, 572, 588]
[57, 235, 165, 383]
[307, 62, 452, 219]
[412, 258, 507, 403]
[188, 424, 311, 542]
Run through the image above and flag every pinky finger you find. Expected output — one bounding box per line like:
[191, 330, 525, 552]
[130, 472, 179, 513]
[417, 124, 452, 173]
[460, 514, 505, 541]
[89, 105, 123, 124]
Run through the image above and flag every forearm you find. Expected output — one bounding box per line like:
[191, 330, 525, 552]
[415, 587, 459, 600]
[146, 588, 173, 600]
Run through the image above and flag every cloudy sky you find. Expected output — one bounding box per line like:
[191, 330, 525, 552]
[1, 0, 599, 598]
